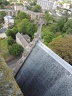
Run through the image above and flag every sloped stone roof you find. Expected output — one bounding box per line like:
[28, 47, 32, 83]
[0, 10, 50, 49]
[16, 32, 28, 47]
[15, 41, 72, 96]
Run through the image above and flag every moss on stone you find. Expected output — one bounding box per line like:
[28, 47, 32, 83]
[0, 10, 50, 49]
[0, 53, 23, 96]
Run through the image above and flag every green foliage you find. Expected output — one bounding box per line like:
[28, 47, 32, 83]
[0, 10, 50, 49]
[44, 11, 53, 24]
[12, 27, 18, 39]
[0, 24, 3, 28]
[52, 34, 66, 41]
[14, 19, 21, 26]
[26, 22, 37, 37]
[0, 11, 6, 23]
[9, 44, 23, 57]
[0, 39, 13, 61]
[26, 5, 32, 10]
[43, 32, 55, 44]
[6, 29, 13, 37]
[57, 17, 66, 32]
[42, 26, 55, 44]
[63, 19, 72, 34]
[48, 35, 72, 65]
[32, 4, 42, 12]
[42, 26, 50, 37]
[0, 0, 9, 9]
[50, 24, 58, 33]
[18, 18, 29, 34]
[7, 36, 14, 45]
[30, 1, 36, 6]
[0, 5, 4, 9]
[0, 0, 9, 6]
[17, 11, 29, 20]
[66, 27, 72, 34]
[6, 28, 18, 39]
[17, 18, 37, 38]
[6, 11, 37, 39]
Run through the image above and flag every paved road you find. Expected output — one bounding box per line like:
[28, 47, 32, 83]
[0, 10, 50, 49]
[7, 56, 21, 69]
[0, 9, 16, 12]
[0, 28, 7, 38]
[0, 33, 6, 38]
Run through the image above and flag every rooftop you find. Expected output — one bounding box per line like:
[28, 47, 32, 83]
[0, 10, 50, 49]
[15, 41, 72, 96]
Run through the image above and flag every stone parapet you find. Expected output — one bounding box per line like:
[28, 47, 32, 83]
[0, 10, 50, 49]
[0, 54, 23, 96]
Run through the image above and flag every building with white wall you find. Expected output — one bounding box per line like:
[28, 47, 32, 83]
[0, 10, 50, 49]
[4, 16, 14, 28]
[16, 32, 29, 48]
[63, 3, 70, 9]
[37, 0, 57, 12]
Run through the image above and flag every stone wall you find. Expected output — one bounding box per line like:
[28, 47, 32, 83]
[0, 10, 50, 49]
[13, 19, 43, 76]
[0, 53, 23, 96]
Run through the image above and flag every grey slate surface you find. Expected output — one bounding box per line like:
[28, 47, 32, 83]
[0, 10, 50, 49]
[0, 28, 6, 33]
[15, 41, 72, 96]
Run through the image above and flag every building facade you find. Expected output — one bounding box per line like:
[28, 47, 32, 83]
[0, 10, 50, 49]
[4, 16, 14, 28]
[37, 0, 57, 12]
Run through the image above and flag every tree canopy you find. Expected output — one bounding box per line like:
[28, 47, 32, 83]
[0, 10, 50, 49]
[16, 11, 29, 20]
[44, 11, 53, 24]
[6, 28, 18, 39]
[48, 35, 72, 65]
[0, 0, 9, 8]
[0, 11, 6, 23]
[17, 18, 37, 38]
[63, 19, 72, 34]
[7, 36, 14, 45]
[9, 44, 23, 57]
[32, 4, 42, 12]
[17, 18, 29, 34]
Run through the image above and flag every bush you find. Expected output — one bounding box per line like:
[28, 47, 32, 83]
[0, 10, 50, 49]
[63, 19, 72, 34]
[50, 24, 58, 33]
[7, 36, 14, 45]
[9, 44, 23, 57]
[6, 28, 18, 39]
[16, 11, 29, 20]
[31, 4, 42, 12]
[44, 32, 55, 43]
[6, 29, 13, 37]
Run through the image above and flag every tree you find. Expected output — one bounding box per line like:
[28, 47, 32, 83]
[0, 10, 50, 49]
[44, 11, 53, 25]
[9, 44, 23, 57]
[26, 22, 37, 37]
[6, 27, 18, 39]
[63, 19, 72, 34]
[16, 11, 29, 20]
[50, 24, 58, 33]
[6, 29, 13, 37]
[66, 27, 72, 34]
[48, 35, 72, 65]
[44, 32, 55, 44]
[57, 17, 66, 32]
[0, 11, 6, 23]
[17, 18, 29, 34]
[7, 36, 14, 45]
[32, 4, 42, 12]
[12, 27, 18, 39]
[0, 0, 9, 8]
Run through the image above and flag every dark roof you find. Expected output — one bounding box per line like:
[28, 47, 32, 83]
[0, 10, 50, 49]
[0, 28, 6, 33]
[15, 41, 72, 96]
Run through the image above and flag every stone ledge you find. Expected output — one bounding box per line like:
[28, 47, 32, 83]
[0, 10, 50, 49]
[0, 54, 23, 96]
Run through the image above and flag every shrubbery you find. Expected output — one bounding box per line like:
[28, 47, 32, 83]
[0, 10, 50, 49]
[9, 44, 23, 57]
[7, 36, 14, 45]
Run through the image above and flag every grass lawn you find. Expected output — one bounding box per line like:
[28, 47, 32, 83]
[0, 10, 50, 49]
[0, 38, 14, 62]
